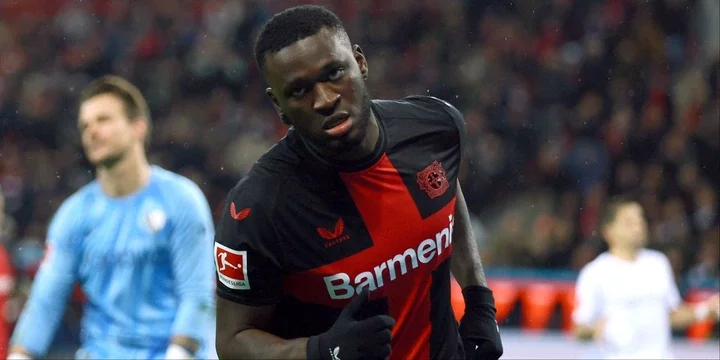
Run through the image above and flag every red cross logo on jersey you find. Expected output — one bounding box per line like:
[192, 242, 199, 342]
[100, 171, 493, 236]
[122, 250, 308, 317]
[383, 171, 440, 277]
[417, 160, 449, 199]
[214, 243, 250, 290]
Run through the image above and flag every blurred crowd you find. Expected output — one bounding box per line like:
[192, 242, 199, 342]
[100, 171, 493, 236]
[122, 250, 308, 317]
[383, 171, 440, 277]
[0, 0, 718, 300]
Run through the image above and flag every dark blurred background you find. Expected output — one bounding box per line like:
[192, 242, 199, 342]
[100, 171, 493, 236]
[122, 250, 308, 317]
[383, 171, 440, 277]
[0, 0, 718, 354]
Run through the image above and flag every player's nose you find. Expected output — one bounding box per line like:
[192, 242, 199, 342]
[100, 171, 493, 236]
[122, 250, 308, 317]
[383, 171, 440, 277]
[313, 83, 340, 115]
[85, 126, 100, 142]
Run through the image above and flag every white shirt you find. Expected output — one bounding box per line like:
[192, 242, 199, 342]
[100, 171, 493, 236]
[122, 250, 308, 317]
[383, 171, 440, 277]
[573, 249, 682, 359]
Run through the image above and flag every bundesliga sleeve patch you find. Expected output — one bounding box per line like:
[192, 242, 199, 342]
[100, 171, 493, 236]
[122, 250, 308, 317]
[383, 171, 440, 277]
[214, 242, 250, 290]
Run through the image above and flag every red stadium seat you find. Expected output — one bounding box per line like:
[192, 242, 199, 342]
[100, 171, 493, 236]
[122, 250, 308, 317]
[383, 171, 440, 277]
[450, 277, 465, 322]
[0, 244, 15, 359]
[487, 280, 520, 324]
[520, 282, 559, 332]
[450, 278, 520, 325]
[557, 284, 576, 333]
[685, 289, 716, 342]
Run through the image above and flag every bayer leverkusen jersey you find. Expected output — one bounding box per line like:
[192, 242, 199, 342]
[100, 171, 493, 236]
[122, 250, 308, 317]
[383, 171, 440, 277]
[215, 96, 466, 360]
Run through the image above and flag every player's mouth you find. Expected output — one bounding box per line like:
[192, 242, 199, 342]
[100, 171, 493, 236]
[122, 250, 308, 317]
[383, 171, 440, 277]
[323, 113, 352, 137]
[86, 142, 105, 153]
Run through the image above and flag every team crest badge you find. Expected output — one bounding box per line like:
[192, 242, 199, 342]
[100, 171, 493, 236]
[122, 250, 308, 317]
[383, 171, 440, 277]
[416, 160, 449, 199]
[145, 209, 167, 234]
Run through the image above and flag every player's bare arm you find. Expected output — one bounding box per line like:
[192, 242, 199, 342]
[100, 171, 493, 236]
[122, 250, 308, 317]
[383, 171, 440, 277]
[670, 293, 720, 329]
[573, 323, 593, 341]
[450, 182, 486, 288]
[216, 290, 393, 360]
[215, 298, 308, 360]
[573, 320, 605, 341]
[451, 181, 503, 360]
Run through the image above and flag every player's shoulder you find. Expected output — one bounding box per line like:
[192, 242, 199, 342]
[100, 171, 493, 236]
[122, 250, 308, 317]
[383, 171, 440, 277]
[225, 137, 305, 212]
[579, 252, 614, 275]
[146, 167, 215, 227]
[224, 169, 282, 217]
[638, 249, 671, 265]
[373, 95, 463, 124]
[149, 165, 207, 205]
[48, 181, 99, 233]
[56, 181, 99, 214]
[638, 248, 666, 258]
[215, 162, 289, 250]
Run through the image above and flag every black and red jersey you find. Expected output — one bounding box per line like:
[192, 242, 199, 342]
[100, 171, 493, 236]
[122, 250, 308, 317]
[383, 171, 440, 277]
[215, 95, 467, 360]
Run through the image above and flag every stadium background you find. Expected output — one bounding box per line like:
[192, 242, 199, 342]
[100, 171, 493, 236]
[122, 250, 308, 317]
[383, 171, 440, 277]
[0, 0, 718, 358]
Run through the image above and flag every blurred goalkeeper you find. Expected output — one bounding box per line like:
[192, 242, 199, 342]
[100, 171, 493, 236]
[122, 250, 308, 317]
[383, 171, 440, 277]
[8, 76, 216, 360]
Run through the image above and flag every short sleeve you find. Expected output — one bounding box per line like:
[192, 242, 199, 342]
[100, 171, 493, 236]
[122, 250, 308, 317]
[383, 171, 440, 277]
[426, 96, 467, 157]
[214, 177, 285, 306]
[572, 264, 602, 326]
[659, 254, 682, 310]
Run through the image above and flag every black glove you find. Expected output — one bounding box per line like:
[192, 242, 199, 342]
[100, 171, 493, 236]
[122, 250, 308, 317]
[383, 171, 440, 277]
[459, 285, 503, 360]
[307, 289, 395, 360]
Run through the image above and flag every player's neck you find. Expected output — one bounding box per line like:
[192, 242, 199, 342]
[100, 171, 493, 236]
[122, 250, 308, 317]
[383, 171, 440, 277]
[96, 147, 151, 198]
[609, 246, 639, 261]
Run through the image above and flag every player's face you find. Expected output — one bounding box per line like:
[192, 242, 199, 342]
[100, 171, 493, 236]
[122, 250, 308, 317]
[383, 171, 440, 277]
[606, 203, 649, 249]
[78, 94, 144, 168]
[263, 27, 372, 155]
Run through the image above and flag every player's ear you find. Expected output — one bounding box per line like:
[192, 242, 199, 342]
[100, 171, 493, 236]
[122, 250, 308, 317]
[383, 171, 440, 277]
[353, 45, 368, 80]
[266, 88, 291, 125]
[601, 224, 612, 245]
[132, 116, 149, 142]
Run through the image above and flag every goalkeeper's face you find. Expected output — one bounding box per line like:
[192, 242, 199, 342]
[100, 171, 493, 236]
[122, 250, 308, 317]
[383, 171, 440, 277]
[78, 93, 147, 168]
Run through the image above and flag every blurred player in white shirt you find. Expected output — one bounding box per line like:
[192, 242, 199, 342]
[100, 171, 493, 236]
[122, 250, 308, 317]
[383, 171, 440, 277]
[572, 196, 720, 359]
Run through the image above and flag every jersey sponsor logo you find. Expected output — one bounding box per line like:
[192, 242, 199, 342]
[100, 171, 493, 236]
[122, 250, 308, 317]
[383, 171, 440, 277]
[317, 218, 350, 248]
[215, 242, 250, 290]
[417, 161, 449, 199]
[230, 202, 251, 221]
[324, 214, 454, 299]
[83, 245, 169, 269]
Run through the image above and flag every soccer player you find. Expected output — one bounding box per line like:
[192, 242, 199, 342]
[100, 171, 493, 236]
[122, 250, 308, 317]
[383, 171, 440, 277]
[7, 76, 216, 360]
[214, 5, 503, 360]
[573, 196, 720, 359]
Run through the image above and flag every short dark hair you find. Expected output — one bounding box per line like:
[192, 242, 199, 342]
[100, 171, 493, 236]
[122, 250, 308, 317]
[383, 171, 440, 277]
[254, 5, 347, 73]
[601, 195, 638, 228]
[79, 75, 152, 143]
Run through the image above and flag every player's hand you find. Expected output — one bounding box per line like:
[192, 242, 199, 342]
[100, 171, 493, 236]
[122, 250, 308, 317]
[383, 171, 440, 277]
[593, 319, 607, 341]
[164, 343, 194, 360]
[705, 293, 720, 321]
[307, 289, 395, 360]
[458, 285, 503, 360]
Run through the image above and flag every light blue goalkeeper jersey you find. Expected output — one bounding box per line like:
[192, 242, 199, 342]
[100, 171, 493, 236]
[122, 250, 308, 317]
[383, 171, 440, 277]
[11, 165, 216, 359]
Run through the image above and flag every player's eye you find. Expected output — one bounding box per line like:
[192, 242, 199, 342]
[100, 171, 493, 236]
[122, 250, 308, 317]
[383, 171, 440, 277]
[328, 68, 345, 81]
[291, 87, 309, 99]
